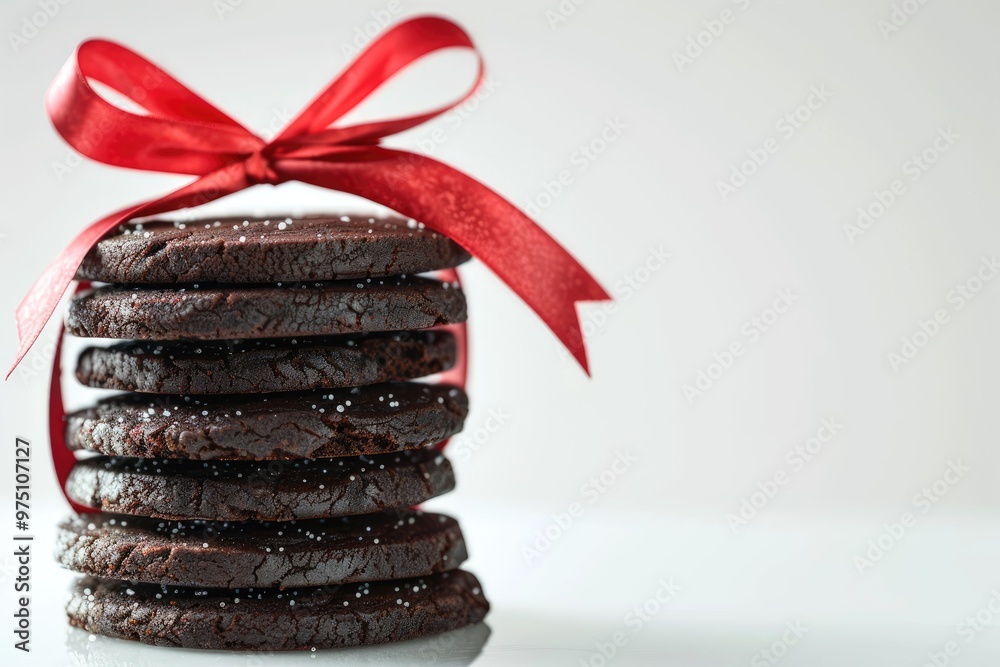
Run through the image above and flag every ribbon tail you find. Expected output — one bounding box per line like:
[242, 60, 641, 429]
[280, 149, 611, 374]
[7, 163, 253, 378]
[49, 293, 91, 513]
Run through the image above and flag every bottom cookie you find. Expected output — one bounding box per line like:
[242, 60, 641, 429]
[68, 570, 488, 651]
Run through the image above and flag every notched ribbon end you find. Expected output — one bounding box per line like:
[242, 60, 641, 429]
[571, 289, 613, 377]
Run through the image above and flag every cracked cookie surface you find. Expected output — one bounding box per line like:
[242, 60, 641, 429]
[65, 382, 468, 460]
[67, 449, 455, 521]
[76, 215, 471, 284]
[57, 510, 467, 588]
[67, 569, 488, 650]
[66, 276, 466, 340]
[75, 331, 456, 394]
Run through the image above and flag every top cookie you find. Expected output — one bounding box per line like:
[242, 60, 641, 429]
[76, 215, 471, 284]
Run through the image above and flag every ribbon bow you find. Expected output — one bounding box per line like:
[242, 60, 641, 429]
[8, 15, 609, 378]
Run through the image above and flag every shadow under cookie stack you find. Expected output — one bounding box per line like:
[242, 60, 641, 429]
[53, 215, 489, 651]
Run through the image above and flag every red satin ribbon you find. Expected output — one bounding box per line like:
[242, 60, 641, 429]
[48, 284, 87, 513]
[9, 15, 609, 381]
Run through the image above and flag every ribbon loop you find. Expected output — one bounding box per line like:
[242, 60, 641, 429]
[48, 39, 260, 176]
[275, 16, 482, 146]
[77, 40, 240, 124]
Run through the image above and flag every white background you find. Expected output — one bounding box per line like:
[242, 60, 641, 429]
[3, 0, 1000, 664]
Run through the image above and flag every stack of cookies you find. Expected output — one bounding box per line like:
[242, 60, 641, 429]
[54, 215, 489, 651]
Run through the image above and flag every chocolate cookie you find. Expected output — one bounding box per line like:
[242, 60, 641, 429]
[57, 510, 466, 589]
[76, 331, 456, 394]
[68, 570, 488, 651]
[66, 449, 455, 521]
[76, 215, 471, 285]
[65, 276, 466, 340]
[65, 382, 467, 460]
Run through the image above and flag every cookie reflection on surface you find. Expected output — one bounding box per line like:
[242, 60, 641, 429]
[65, 621, 491, 665]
